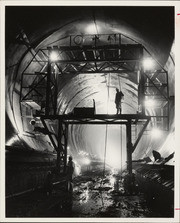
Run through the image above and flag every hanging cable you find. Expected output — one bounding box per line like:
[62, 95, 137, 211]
[118, 74, 123, 179]
[118, 74, 121, 91]
[101, 71, 110, 187]
[120, 125, 123, 179]
[102, 124, 108, 179]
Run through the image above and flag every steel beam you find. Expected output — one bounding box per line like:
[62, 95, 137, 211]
[45, 61, 51, 115]
[42, 43, 142, 51]
[63, 121, 128, 125]
[132, 118, 150, 152]
[57, 120, 68, 174]
[40, 118, 58, 150]
[33, 59, 140, 63]
[35, 114, 150, 122]
[126, 120, 133, 175]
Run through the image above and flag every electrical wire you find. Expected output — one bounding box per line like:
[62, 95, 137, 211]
[118, 74, 121, 91]
[100, 71, 110, 188]
[102, 124, 108, 179]
[118, 74, 123, 179]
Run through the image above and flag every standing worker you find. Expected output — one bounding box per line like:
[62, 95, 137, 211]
[67, 156, 75, 192]
[115, 88, 124, 114]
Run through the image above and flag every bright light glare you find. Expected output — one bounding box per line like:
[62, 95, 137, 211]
[151, 128, 162, 138]
[18, 131, 24, 137]
[75, 165, 81, 176]
[145, 99, 155, 108]
[83, 157, 91, 165]
[86, 24, 97, 34]
[49, 51, 59, 61]
[110, 176, 116, 185]
[73, 160, 81, 176]
[143, 58, 154, 70]
[6, 135, 18, 146]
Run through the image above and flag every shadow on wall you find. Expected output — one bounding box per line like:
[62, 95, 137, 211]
[6, 154, 56, 197]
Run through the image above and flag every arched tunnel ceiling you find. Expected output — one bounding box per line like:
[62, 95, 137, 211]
[5, 6, 175, 168]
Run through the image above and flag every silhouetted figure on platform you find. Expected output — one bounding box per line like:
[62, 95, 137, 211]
[115, 88, 124, 114]
[67, 156, 75, 192]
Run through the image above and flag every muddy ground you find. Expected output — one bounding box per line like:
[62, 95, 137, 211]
[6, 168, 170, 217]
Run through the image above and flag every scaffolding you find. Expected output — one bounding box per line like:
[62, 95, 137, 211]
[19, 33, 169, 174]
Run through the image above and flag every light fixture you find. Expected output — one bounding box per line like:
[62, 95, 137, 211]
[86, 24, 97, 34]
[30, 119, 36, 125]
[110, 176, 116, 186]
[49, 51, 59, 62]
[143, 58, 154, 70]
[83, 157, 91, 165]
[144, 99, 155, 108]
[151, 128, 162, 138]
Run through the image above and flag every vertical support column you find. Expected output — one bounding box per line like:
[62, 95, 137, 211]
[119, 34, 121, 46]
[138, 71, 145, 115]
[54, 76, 57, 115]
[166, 70, 169, 131]
[63, 124, 68, 173]
[137, 47, 145, 115]
[45, 60, 51, 115]
[57, 120, 68, 174]
[57, 119, 62, 173]
[126, 120, 132, 175]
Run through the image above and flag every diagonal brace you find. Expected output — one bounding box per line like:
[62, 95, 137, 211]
[132, 118, 150, 153]
[41, 118, 58, 151]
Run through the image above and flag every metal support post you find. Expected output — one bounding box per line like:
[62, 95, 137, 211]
[54, 76, 57, 115]
[63, 124, 68, 173]
[57, 120, 63, 173]
[138, 70, 145, 115]
[126, 120, 132, 175]
[45, 60, 51, 115]
[57, 120, 68, 174]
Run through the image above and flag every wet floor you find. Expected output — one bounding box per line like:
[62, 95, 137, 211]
[39, 168, 153, 218]
[66, 169, 151, 217]
[6, 168, 172, 218]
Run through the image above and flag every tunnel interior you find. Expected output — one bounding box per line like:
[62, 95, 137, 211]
[5, 6, 175, 219]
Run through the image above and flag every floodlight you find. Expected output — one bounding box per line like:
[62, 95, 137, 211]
[86, 24, 97, 34]
[143, 58, 154, 70]
[110, 176, 116, 185]
[151, 128, 162, 138]
[144, 99, 155, 108]
[83, 157, 91, 165]
[49, 51, 59, 61]
[30, 119, 36, 125]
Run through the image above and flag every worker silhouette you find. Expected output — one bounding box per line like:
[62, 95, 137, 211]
[115, 88, 124, 114]
[66, 156, 75, 192]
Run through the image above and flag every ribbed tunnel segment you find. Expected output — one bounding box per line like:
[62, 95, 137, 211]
[4, 6, 175, 219]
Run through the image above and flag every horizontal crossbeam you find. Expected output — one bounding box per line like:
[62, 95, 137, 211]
[43, 44, 142, 51]
[35, 114, 150, 124]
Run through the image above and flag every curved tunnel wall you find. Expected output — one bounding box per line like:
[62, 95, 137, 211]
[5, 6, 175, 169]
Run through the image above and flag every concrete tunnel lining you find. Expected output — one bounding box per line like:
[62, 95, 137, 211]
[4, 5, 177, 218]
[5, 6, 175, 168]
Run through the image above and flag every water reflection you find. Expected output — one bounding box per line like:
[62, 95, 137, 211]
[79, 184, 89, 204]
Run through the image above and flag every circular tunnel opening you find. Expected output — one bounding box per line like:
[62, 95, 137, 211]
[5, 6, 175, 218]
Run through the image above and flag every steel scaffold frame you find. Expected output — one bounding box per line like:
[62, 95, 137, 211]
[18, 33, 169, 174]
